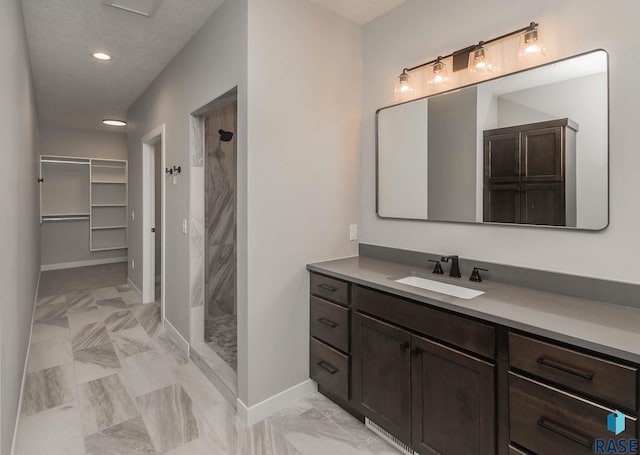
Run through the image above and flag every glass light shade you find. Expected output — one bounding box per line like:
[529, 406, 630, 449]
[394, 70, 415, 101]
[468, 45, 494, 77]
[427, 59, 449, 86]
[518, 28, 546, 61]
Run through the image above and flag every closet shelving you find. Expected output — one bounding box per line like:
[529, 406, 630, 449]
[90, 159, 128, 251]
[40, 155, 128, 252]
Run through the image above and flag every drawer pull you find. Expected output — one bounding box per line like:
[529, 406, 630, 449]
[317, 361, 338, 374]
[318, 284, 338, 292]
[537, 417, 593, 448]
[318, 318, 338, 328]
[536, 357, 594, 381]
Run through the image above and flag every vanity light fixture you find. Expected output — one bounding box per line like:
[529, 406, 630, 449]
[468, 42, 494, 77]
[518, 22, 546, 60]
[102, 119, 127, 127]
[92, 52, 112, 61]
[394, 69, 414, 99]
[427, 57, 450, 85]
[394, 21, 543, 98]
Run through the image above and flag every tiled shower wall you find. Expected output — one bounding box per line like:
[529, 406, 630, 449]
[205, 102, 237, 321]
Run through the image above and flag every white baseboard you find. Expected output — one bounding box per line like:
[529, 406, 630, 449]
[163, 317, 190, 358]
[127, 278, 142, 295]
[236, 379, 317, 427]
[11, 272, 41, 454]
[41, 256, 127, 271]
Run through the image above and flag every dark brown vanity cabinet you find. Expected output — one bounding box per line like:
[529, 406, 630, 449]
[484, 119, 577, 226]
[351, 288, 496, 454]
[351, 312, 412, 444]
[308, 273, 351, 402]
[308, 271, 640, 454]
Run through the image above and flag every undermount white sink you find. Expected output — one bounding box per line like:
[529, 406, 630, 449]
[393, 274, 485, 300]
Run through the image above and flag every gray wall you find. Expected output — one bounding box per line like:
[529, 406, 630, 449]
[427, 87, 477, 222]
[126, 0, 249, 395]
[39, 126, 128, 267]
[40, 126, 127, 160]
[128, 0, 361, 409]
[246, 0, 361, 406]
[0, 0, 40, 452]
[362, 0, 639, 283]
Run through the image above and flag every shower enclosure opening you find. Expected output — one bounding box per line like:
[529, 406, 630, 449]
[203, 93, 238, 382]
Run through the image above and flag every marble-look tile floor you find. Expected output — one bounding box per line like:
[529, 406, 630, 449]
[15, 269, 400, 454]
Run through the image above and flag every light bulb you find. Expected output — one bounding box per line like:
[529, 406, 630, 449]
[427, 58, 449, 86]
[394, 69, 414, 100]
[468, 44, 494, 77]
[518, 23, 546, 62]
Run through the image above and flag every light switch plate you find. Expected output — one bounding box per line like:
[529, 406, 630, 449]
[182, 219, 188, 234]
[349, 224, 358, 241]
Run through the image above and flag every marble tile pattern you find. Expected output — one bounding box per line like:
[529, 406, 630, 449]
[205, 104, 238, 322]
[205, 313, 237, 370]
[16, 272, 400, 455]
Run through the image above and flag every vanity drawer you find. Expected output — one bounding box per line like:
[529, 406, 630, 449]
[310, 273, 349, 306]
[310, 338, 349, 402]
[310, 296, 349, 353]
[509, 333, 637, 410]
[509, 372, 637, 455]
[354, 285, 495, 359]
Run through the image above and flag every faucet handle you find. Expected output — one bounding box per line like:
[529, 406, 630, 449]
[470, 267, 489, 283]
[428, 259, 444, 275]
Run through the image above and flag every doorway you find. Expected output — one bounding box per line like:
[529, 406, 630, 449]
[204, 96, 237, 374]
[141, 125, 165, 320]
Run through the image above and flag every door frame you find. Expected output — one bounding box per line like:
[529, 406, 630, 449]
[141, 124, 166, 321]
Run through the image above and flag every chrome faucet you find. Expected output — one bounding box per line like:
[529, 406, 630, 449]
[441, 255, 461, 278]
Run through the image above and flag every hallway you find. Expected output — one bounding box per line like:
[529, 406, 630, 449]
[13, 265, 398, 454]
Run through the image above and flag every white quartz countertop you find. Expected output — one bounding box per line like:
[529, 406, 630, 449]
[307, 256, 640, 364]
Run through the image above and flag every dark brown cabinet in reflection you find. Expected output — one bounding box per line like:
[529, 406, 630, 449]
[484, 119, 577, 226]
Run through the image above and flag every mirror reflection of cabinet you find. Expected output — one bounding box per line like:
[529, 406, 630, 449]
[483, 119, 577, 226]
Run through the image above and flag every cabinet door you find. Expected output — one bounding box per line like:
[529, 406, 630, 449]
[521, 127, 563, 182]
[520, 182, 564, 226]
[484, 183, 520, 223]
[411, 335, 495, 455]
[484, 132, 520, 184]
[352, 312, 412, 444]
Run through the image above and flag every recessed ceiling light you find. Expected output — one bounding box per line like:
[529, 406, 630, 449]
[93, 52, 112, 61]
[103, 119, 127, 127]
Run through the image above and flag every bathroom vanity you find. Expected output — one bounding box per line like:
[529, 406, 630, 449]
[307, 255, 640, 455]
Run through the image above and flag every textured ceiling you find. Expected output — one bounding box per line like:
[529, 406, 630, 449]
[21, 0, 224, 131]
[308, 0, 406, 25]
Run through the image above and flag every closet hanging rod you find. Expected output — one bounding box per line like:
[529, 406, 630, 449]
[42, 216, 90, 221]
[41, 159, 90, 165]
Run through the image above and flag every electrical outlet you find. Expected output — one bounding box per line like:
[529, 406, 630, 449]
[182, 219, 188, 234]
[349, 224, 358, 241]
[131, 259, 135, 269]
[173, 175, 177, 185]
